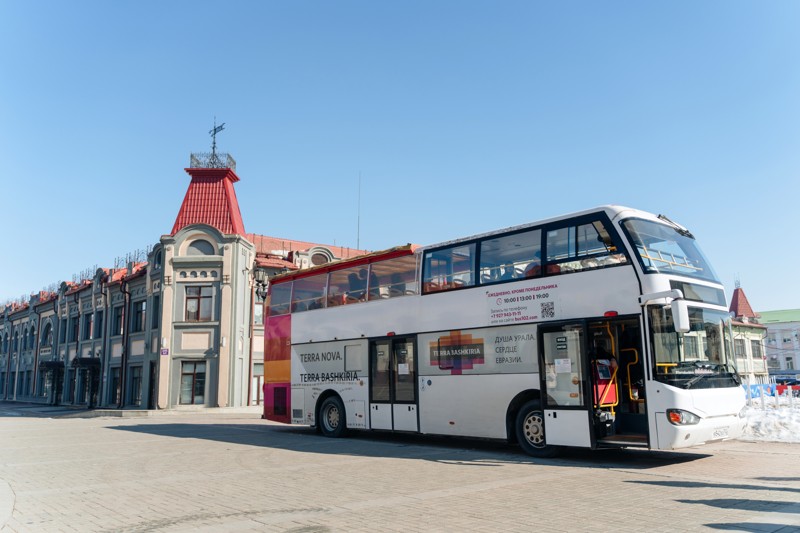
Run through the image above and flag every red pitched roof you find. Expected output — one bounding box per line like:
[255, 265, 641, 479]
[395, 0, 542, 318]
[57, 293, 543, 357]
[729, 287, 759, 320]
[171, 168, 245, 236]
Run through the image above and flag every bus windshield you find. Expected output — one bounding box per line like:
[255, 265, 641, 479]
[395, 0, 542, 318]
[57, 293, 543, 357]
[622, 218, 719, 282]
[650, 307, 740, 389]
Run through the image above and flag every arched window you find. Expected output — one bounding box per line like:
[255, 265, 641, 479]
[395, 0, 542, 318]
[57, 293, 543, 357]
[13, 330, 19, 352]
[29, 327, 35, 350]
[187, 239, 216, 256]
[1, 333, 7, 353]
[42, 322, 53, 346]
[309, 247, 334, 266]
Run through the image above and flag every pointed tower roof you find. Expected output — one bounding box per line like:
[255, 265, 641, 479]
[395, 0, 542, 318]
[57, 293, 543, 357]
[171, 167, 246, 236]
[729, 287, 759, 320]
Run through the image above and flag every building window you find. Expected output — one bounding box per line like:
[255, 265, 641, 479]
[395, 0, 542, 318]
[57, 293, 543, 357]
[109, 367, 120, 405]
[253, 294, 264, 326]
[131, 301, 146, 333]
[734, 339, 745, 358]
[151, 295, 160, 329]
[69, 317, 79, 343]
[112, 306, 124, 336]
[94, 311, 104, 339]
[82, 313, 93, 341]
[180, 362, 206, 404]
[684, 336, 698, 358]
[41, 323, 53, 346]
[129, 366, 143, 406]
[186, 287, 213, 322]
[187, 239, 216, 256]
[751, 340, 763, 360]
[59, 319, 67, 343]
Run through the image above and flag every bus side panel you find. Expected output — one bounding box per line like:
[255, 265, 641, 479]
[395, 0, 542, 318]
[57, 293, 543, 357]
[264, 314, 291, 423]
[291, 340, 370, 429]
[264, 383, 291, 424]
[418, 373, 539, 439]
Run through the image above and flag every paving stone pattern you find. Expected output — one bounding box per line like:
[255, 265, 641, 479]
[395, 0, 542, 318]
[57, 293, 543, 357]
[1, 402, 799, 532]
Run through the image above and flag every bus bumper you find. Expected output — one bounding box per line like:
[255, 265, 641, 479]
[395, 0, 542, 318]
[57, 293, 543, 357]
[654, 411, 745, 450]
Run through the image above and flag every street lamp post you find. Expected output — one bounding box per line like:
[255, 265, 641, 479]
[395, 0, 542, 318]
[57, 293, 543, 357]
[253, 267, 269, 300]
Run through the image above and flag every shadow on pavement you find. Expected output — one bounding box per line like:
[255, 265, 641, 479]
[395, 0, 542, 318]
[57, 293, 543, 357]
[706, 523, 798, 531]
[628, 479, 800, 494]
[107, 420, 709, 469]
[677, 498, 800, 512]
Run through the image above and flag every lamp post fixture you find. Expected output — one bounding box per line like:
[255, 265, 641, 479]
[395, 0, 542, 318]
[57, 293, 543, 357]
[253, 267, 269, 300]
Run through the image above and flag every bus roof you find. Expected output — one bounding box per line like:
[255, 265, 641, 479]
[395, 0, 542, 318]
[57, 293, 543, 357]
[416, 204, 666, 252]
[268, 244, 419, 284]
[267, 205, 678, 285]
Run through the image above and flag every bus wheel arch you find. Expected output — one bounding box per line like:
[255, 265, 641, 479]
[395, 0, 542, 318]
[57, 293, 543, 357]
[515, 399, 559, 458]
[317, 393, 348, 438]
[506, 390, 541, 443]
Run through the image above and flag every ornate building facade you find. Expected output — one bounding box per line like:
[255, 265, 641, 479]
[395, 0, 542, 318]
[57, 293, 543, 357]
[0, 154, 365, 410]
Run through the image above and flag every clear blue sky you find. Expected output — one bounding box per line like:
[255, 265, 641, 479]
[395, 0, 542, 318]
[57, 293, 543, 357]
[1, 1, 798, 312]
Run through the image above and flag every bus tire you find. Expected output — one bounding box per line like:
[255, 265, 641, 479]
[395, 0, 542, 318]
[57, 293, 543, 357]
[319, 396, 347, 438]
[515, 400, 558, 457]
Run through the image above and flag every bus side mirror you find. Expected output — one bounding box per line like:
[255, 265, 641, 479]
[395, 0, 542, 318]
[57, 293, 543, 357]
[671, 299, 690, 334]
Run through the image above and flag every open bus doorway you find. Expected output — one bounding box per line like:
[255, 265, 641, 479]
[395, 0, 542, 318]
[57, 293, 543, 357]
[587, 317, 648, 447]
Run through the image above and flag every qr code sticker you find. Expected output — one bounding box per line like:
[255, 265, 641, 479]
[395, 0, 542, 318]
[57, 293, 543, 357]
[541, 301, 555, 318]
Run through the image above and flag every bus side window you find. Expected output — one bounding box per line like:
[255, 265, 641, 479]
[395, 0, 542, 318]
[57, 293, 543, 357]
[478, 228, 541, 285]
[423, 243, 476, 293]
[267, 283, 292, 316]
[370, 255, 418, 299]
[328, 269, 355, 306]
[546, 219, 627, 274]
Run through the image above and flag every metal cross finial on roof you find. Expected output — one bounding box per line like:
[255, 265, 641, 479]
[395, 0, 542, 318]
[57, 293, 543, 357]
[189, 119, 236, 170]
[210, 118, 225, 156]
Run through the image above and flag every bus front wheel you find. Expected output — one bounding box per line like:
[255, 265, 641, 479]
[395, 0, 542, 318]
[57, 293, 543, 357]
[516, 400, 558, 457]
[319, 396, 347, 438]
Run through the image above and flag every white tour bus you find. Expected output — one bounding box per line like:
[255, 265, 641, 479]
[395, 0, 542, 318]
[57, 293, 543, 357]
[262, 205, 746, 456]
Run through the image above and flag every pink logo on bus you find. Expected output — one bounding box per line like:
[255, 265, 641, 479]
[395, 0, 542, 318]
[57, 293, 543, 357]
[429, 330, 486, 375]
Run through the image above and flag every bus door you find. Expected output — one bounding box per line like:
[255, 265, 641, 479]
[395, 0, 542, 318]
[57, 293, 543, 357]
[539, 324, 592, 447]
[587, 317, 648, 447]
[369, 337, 418, 432]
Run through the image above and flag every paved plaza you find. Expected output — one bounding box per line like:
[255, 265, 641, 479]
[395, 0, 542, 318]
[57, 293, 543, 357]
[1, 401, 799, 533]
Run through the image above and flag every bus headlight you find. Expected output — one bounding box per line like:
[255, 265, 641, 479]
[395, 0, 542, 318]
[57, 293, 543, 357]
[667, 409, 700, 425]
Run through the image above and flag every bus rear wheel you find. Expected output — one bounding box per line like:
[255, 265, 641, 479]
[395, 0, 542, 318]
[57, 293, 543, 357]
[516, 400, 558, 457]
[319, 396, 347, 438]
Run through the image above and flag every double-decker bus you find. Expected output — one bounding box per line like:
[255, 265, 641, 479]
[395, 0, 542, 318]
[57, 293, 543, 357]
[262, 206, 745, 456]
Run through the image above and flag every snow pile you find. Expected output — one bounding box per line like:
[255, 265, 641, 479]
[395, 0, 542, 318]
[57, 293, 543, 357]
[740, 400, 800, 443]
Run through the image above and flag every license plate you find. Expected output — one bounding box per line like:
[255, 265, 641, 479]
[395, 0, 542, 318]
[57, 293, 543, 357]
[712, 426, 729, 439]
